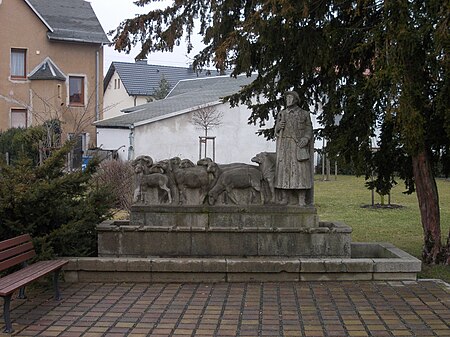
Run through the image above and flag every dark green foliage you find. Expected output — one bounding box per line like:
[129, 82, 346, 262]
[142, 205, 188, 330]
[365, 119, 411, 196]
[152, 75, 171, 100]
[45, 186, 112, 257]
[0, 126, 46, 165]
[0, 139, 113, 258]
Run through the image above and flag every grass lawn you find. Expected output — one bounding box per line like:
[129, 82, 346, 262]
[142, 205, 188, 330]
[314, 174, 450, 282]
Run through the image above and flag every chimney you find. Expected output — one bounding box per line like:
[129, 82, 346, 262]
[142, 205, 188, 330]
[135, 59, 147, 64]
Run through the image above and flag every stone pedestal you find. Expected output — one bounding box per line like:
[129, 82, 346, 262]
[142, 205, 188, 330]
[130, 205, 319, 229]
[98, 205, 352, 258]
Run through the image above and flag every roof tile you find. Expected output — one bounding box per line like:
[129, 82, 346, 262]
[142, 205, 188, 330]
[105, 61, 225, 96]
[27, 0, 109, 44]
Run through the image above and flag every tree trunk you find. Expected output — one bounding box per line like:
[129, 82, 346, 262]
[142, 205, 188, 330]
[412, 150, 442, 264]
[445, 229, 450, 265]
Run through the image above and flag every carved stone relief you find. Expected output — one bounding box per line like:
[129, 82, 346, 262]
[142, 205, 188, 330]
[131, 90, 313, 206]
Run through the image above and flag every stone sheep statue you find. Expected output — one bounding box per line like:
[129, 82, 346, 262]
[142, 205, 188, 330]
[197, 158, 253, 190]
[132, 156, 172, 204]
[207, 163, 264, 205]
[171, 157, 210, 205]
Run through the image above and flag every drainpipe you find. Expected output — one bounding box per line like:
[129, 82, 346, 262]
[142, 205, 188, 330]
[95, 49, 100, 121]
[128, 124, 135, 161]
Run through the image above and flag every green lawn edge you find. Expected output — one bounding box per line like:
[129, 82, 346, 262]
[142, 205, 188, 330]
[314, 175, 450, 283]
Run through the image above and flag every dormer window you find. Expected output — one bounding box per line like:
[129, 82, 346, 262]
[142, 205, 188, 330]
[11, 49, 27, 79]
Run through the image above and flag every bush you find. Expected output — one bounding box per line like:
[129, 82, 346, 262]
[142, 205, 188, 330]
[0, 126, 46, 166]
[91, 159, 134, 215]
[0, 140, 114, 258]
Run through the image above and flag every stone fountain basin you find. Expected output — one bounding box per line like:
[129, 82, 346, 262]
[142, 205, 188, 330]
[64, 241, 421, 283]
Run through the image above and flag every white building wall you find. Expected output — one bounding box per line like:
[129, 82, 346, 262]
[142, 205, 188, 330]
[96, 127, 130, 161]
[97, 103, 323, 165]
[103, 72, 153, 119]
[135, 96, 149, 107]
[103, 71, 132, 119]
[134, 102, 276, 164]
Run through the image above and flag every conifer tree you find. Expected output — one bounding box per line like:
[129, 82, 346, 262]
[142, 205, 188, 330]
[152, 75, 171, 100]
[0, 136, 113, 257]
[111, 0, 449, 264]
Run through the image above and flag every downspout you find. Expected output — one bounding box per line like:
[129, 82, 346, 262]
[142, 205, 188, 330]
[95, 49, 100, 121]
[29, 89, 33, 127]
[128, 124, 135, 161]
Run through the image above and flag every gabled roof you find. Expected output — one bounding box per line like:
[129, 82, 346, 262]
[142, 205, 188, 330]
[104, 61, 225, 96]
[28, 58, 66, 81]
[25, 0, 109, 44]
[96, 74, 256, 129]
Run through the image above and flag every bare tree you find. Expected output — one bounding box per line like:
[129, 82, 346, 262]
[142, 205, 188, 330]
[1, 89, 118, 165]
[190, 104, 223, 160]
[92, 159, 134, 215]
[190, 104, 223, 137]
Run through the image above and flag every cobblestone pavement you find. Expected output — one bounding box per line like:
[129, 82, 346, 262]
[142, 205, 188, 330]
[1, 280, 449, 337]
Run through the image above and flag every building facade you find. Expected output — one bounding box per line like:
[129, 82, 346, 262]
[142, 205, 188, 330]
[96, 75, 277, 163]
[0, 0, 109, 166]
[103, 61, 225, 120]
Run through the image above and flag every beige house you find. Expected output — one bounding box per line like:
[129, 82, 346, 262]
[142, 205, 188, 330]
[103, 60, 224, 120]
[0, 0, 109, 167]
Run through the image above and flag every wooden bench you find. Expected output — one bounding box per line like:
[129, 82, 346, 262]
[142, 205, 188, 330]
[0, 234, 68, 333]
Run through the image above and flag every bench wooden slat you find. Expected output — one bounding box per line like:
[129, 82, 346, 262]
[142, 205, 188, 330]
[0, 242, 34, 262]
[0, 234, 31, 251]
[0, 260, 57, 290]
[0, 260, 61, 290]
[0, 260, 68, 296]
[0, 250, 36, 272]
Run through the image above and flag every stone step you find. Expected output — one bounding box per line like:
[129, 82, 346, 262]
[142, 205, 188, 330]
[64, 243, 421, 283]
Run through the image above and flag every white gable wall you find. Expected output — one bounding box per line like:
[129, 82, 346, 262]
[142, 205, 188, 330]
[133, 102, 276, 164]
[103, 71, 132, 119]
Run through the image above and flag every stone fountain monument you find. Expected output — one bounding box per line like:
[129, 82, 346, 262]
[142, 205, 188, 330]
[65, 91, 420, 282]
[99, 91, 351, 259]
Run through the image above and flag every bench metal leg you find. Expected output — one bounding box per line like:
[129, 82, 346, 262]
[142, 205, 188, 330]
[53, 269, 62, 300]
[3, 294, 13, 333]
[18, 286, 27, 299]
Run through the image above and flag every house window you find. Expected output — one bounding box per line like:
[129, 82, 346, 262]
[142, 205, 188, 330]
[11, 109, 27, 128]
[68, 133, 86, 170]
[69, 76, 84, 105]
[114, 79, 121, 89]
[11, 49, 26, 79]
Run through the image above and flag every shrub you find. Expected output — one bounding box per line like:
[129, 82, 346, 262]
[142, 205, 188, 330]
[0, 141, 114, 258]
[91, 159, 134, 215]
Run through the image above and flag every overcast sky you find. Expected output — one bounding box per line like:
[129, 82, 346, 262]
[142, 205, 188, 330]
[89, 0, 204, 71]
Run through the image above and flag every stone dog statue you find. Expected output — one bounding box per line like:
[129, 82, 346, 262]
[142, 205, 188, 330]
[251, 152, 276, 203]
